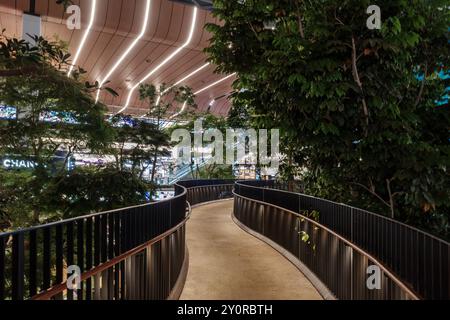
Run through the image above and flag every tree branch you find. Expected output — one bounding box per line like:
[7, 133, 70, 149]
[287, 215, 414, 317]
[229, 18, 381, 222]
[294, 0, 305, 38]
[350, 181, 391, 209]
[0, 66, 40, 77]
[414, 63, 428, 107]
[351, 36, 369, 133]
[248, 22, 261, 41]
[386, 179, 395, 219]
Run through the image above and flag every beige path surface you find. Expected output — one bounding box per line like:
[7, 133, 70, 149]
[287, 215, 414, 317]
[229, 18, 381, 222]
[180, 200, 322, 300]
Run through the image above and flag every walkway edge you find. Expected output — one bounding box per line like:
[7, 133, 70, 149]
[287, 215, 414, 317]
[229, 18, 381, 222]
[175, 200, 231, 299]
[231, 213, 336, 301]
[168, 246, 190, 300]
[191, 198, 234, 209]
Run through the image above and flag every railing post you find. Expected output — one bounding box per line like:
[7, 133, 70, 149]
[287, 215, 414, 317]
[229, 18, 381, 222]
[169, 199, 172, 230]
[12, 233, 24, 300]
[351, 207, 354, 243]
[168, 235, 172, 297]
[43, 228, 51, 291]
[350, 246, 354, 300]
[66, 223, 74, 300]
[0, 237, 5, 300]
[29, 230, 37, 297]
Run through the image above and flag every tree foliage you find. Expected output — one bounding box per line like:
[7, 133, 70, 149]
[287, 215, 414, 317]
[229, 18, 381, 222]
[171, 113, 235, 180]
[138, 83, 196, 186]
[205, 0, 450, 238]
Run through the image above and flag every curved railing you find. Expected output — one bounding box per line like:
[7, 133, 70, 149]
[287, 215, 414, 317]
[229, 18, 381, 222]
[1, 179, 447, 300]
[234, 181, 450, 300]
[176, 179, 235, 206]
[0, 186, 190, 300]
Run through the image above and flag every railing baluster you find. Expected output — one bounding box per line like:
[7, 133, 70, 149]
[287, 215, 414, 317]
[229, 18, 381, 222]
[77, 219, 84, 300]
[124, 213, 130, 252]
[101, 215, 108, 263]
[114, 213, 120, 257]
[55, 225, 63, 287]
[108, 213, 114, 260]
[29, 230, 37, 297]
[43, 228, 51, 290]
[0, 237, 5, 300]
[67, 222, 74, 300]
[94, 216, 100, 267]
[86, 218, 93, 300]
[12, 233, 24, 300]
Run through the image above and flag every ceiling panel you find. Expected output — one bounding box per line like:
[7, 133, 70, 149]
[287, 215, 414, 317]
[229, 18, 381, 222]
[0, 0, 234, 117]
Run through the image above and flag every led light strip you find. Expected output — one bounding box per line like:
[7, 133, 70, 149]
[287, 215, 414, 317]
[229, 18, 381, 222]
[95, 0, 152, 102]
[194, 73, 236, 95]
[169, 73, 237, 119]
[118, 6, 199, 113]
[154, 62, 210, 107]
[169, 101, 187, 119]
[67, 0, 97, 77]
[168, 62, 210, 91]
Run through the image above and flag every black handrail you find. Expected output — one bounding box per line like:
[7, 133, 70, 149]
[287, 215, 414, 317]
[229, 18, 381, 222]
[2, 179, 446, 300]
[234, 180, 450, 300]
[0, 186, 189, 300]
[176, 179, 236, 189]
[177, 179, 235, 206]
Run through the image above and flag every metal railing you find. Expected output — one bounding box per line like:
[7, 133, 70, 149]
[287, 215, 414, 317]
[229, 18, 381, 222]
[234, 181, 450, 300]
[177, 179, 235, 206]
[0, 186, 190, 300]
[1, 178, 446, 300]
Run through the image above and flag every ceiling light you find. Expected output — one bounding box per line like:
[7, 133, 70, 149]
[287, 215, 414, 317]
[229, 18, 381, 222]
[151, 62, 210, 109]
[170, 73, 236, 119]
[170, 101, 187, 119]
[119, 6, 199, 113]
[96, 0, 152, 102]
[67, 0, 97, 77]
[167, 63, 210, 92]
[194, 73, 236, 95]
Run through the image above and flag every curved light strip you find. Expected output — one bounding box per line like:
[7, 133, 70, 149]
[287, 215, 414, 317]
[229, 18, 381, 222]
[169, 101, 187, 119]
[167, 62, 210, 92]
[67, 0, 97, 77]
[194, 73, 236, 95]
[152, 62, 210, 111]
[169, 73, 237, 119]
[95, 0, 152, 102]
[119, 6, 199, 113]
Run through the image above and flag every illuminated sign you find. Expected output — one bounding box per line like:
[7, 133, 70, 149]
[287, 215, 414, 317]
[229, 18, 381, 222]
[2, 159, 38, 169]
[0, 105, 17, 119]
[40, 111, 78, 124]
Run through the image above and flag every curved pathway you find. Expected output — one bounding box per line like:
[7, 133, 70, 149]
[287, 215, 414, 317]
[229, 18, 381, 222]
[180, 200, 322, 300]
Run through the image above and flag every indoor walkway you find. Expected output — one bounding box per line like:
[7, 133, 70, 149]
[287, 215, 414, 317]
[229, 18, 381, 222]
[180, 200, 322, 300]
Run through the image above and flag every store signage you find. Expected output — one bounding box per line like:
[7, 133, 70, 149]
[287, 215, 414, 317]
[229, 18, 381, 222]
[2, 158, 38, 169]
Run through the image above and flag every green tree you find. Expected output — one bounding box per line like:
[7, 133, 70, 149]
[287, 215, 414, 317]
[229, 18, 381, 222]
[205, 0, 449, 238]
[227, 100, 252, 129]
[44, 166, 152, 219]
[0, 33, 115, 227]
[171, 113, 234, 180]
[109, 114, 168, 181]
[138, 83, 196, 186]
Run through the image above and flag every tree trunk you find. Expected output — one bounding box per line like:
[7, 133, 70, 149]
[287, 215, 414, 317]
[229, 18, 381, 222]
[150, 150, 158, 184]
[288, 154, 294, 192]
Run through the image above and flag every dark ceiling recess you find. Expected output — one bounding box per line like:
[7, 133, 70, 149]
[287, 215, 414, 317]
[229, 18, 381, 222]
[169, 0, 213, 11]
